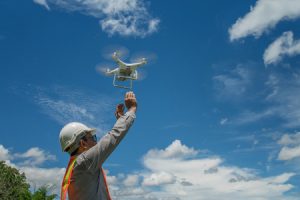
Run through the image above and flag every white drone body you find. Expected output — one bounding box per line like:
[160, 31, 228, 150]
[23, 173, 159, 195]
[105, 52, 147, 89]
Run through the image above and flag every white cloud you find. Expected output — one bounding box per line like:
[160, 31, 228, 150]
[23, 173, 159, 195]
[229, 0, 300, 41]
[33, 0, 159, 37]
[278, 146, 300, 161]
[123, 174, 139, 187]
[37, 97, 95, 123]
[263, 31, 300, 65]
[0, 145, 11, 161]
[265, 74, 300, 128]
[213, 66, 251, 100]
[142, 172, 176, 186]
[14, 85, 115, 135]
[229, 72, 300, 128]
[33, 0, 50, 10]
[278, 132, 300, 161]
[101, 15, 159, 37]
[20, 166, 65, 194]
[141, 141, 296, 200]
[144, 140, 198, 160]
[14, 147, 56, 166]
[278, 132, 300, 146]
[106, 140, 297, 200]
[1, 140, 298, 199]
[233, 109, 273, 125]
[265, 172, 295, 184]
[220, 118, 228, 125]
[0, 144, 64, 196]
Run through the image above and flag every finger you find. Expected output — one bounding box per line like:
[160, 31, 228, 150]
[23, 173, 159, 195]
[119, 105, 124, 112]
[129, 91, 134, 98]
[115, 110, 124, 119]
[117, 104, 124, 110]
[125, 91, 131, 98]
[125, 92, 132, 100]
[128, 91, 134, 97]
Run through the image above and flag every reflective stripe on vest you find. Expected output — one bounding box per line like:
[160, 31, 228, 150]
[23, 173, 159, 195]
[101, 168, 112, 200]
[61, 156, 112, 200]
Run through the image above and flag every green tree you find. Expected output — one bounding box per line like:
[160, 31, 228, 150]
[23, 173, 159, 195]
[0, 161, 58, 200]
[0, 161, 31, 200]
[31, 186, 57, 200]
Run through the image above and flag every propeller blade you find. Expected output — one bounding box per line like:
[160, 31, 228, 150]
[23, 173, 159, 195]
[95, 63, 113, 76]
[136, 69, 147, 81]
[130, 51, 157, 64]
[102, 45, 129, 60]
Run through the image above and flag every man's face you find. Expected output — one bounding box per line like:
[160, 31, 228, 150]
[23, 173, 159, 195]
[81, 132, 97, 150]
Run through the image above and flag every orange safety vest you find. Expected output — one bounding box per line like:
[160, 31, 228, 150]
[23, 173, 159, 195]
[61, 156, 112, 200]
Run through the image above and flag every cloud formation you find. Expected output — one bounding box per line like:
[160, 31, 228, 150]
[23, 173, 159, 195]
[278, 132, 300, 161]
[217, 69, 300, 129]
[263, 31, 300, 65]
[0, 144, 64, 195]
[0, 145, 11, 161]
[37, 97, 95, 124]
[14, 85, 115, 135]
[1, 140, 297, 199]
[232, 110, 273, 125]
[33, 0, 159, 37]
[107, 140, 296, 200]
[144, 140, 198, 160]
[264, 74, 300, 128]
[229, 0, 300, 41]
[213, 65, 251, 100]
[14, 147, 56, 166]
[33, 0, 50, 10]
[220, 118, 228, 125]
[247, 74, 300, 127]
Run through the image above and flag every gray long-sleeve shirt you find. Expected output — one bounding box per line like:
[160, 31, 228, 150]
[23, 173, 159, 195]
[67, 111, 136, 200]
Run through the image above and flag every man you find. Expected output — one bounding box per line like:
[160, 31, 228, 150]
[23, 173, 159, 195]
[59, 91, 137, 200]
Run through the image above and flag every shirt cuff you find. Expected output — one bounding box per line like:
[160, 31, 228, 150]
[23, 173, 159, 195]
[124, 110, 136, 119]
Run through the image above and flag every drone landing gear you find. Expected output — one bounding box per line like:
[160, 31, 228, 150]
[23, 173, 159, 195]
[113, 74, 133, 90]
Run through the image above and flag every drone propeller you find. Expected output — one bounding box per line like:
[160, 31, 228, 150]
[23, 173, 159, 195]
[95, 63, 113, 77]
[102, 45, 129, 60]
[130, 51, 157, 64]
[136, 69, 147, 81]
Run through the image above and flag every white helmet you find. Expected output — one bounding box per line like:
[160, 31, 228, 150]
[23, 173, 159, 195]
[59, 122, 96, 154]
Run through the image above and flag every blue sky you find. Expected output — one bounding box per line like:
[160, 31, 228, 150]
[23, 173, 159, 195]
[1, 0, 300, 199]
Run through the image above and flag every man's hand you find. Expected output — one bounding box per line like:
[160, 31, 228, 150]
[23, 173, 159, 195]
[125, 91, 137, 113]
[115, 104, 124, 119]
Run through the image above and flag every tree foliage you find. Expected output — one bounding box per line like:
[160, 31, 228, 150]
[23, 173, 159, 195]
[32, 186, 57, 200]
[0, 161, 57, 200]
[0, 161, 31, 200]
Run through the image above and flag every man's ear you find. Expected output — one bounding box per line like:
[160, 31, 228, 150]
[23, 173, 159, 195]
[79, 139, 87, 148]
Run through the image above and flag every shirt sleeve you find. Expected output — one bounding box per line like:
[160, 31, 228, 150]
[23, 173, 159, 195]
[77, 110, 136, 172]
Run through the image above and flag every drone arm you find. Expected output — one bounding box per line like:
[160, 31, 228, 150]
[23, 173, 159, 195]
[126, 60, 147, 70]
[106, 68, 119, 76]
[112, 53, 127, 69]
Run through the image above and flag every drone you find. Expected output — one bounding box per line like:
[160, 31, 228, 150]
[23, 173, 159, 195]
[104, 51, 147, 89]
